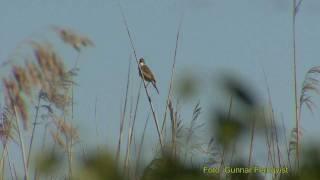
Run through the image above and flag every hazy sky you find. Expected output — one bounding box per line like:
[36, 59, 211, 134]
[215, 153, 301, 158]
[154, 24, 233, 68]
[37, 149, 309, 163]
[1, 0, 320, 172]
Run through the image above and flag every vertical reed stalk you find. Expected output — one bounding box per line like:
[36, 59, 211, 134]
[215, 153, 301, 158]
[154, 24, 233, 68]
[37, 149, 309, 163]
[124, 81, 142, 176]
[27, 93, 41, 168]
[292, 0, 300, 168]
[13, 106, 28, 180]
[161, 17, 183, 134]
[219, 96, 233, 179]
[0, 143, 8, 180]
[118, 3, 164, 150]
[135, 115, 149, 178]
[116, 56, 132, 163]
[248, 117, 256, 166]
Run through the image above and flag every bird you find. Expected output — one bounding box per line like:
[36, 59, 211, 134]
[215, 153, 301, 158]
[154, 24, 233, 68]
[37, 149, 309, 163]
[138, 58, 159, 94]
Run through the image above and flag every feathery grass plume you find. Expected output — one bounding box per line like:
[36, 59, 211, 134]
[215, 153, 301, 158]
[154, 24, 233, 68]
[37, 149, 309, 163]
[185, 102, 202, 143]
[25, 61, 42, 87]
[300, 66, 320, 115]
[15, 94, 29, 129]
[53, 117, 79, 141]
[31, 41, 74, 110]
[289, 66, 320, 159]
[183, 102, 204, 161]
[202, 138, 221, 167]
[32, 41, 66, 82]
[289, 127, 302, 156]
[3, 77, 19, 101]
[12, 65, 31, 96]
[2, 41, 75, 130]
[3, 77, 29, 129]
[52, 26, 94, 52]
[167, 99, 181, 157]
[50, 130, 66, 150]
[0, 107, 14, 145]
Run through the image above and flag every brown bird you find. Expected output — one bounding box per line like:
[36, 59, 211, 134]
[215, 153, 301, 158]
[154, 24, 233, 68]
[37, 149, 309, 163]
[139, 58, 159, 94]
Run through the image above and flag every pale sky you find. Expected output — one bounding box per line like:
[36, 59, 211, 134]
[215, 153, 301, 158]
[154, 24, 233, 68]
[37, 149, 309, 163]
[1, 0, 320, 175]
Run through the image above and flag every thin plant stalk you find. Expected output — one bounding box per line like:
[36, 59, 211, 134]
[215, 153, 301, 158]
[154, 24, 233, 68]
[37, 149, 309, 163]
[273, 115, 282, 168]
[8, 154, 15, 180]
[281, 115, 292, 170]
[118, 3, 164, 150]
[34, 122, 50, 180]
[270, 113, 277, 167]
[262, 110, 274, 179]
[124, 81, 142, 176]
[261, 62, 276, 168]
[292, 0, 300, 168]
[67, 51, 82, 178]
[135, 115, 149, 177]
[116, 56, 132, 163]
[27, 93, 41, 168]
[13, 105, 28, 180]
[219, 96, 233, 178]
[4, 157, 16, 180]
[123, 89, 134, 175]
[168, 99, 177, 158]
[94, 97, 100, 151]
[67, 136, 73, 178]
[248, 116, 256, 166]
[0, 143, 9, 180]
[161, 16, 183, 134]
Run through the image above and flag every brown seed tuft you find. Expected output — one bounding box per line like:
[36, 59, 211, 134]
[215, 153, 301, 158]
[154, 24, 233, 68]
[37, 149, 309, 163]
[53, 27, 94, 52]
[53, 117, 79, 141]
[50, 130, 66, 149]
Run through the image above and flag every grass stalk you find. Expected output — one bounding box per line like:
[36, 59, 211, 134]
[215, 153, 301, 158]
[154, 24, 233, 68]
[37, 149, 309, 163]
[67, 52, 82, 178]
[161, 17, 183, 134]
[0, 143, 8, 180]
[116, 56, 132, 163]
[261, 62, 277, 168]
[168, 99, 177, 158]
[136, 115, 149, 178]
[262, 112, 273, 179]
[27, 92, 41, 168]
[118, 3, 164, 150]
[292, 0, 300, 168]
[8, 154, 15, 180]
[124, 81, 142, 176]
[13, 105, 28, 180]
[248, 116, 256, 166]
[93, 97, 100, 151]
[219, 96, 233, 178]
[273, 116, 282, 167]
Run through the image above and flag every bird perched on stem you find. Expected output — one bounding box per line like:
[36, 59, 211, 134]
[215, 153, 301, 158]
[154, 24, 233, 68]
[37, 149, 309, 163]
[138, 58, 159, 94]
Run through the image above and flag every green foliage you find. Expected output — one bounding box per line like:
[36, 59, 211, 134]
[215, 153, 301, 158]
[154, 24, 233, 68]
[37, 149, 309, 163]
[35, 151, 61, 175]
[79, 152, 123, 180]
[142, 155, 214, 180]
[174, 72, 199, 100]
[214, 112, 244, 148]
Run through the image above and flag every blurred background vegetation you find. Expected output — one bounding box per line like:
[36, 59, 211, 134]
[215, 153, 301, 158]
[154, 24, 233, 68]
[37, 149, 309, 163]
[1, 1, 320, 180]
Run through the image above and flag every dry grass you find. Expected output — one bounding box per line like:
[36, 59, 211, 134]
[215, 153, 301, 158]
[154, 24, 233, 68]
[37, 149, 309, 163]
[118, 2, 164, 150]
[52, 26, 94, 52]
[1, 2, 320, 179]
[0, 26, 93, 179]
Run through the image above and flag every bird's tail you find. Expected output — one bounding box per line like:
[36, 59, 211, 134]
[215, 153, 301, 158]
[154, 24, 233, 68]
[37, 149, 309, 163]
[152, 82, 160, 94]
